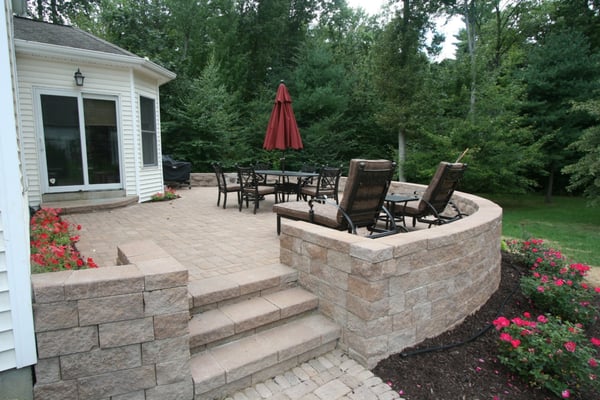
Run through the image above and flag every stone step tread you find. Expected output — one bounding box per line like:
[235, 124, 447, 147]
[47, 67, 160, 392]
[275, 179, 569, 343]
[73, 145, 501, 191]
[188, 264, 298, 310]
[190, 314, 340, 396]
[189, 287, 318, 349]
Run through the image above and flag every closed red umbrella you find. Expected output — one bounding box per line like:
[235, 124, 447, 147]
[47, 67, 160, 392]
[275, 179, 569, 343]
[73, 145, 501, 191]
[263, 82, 303, 166]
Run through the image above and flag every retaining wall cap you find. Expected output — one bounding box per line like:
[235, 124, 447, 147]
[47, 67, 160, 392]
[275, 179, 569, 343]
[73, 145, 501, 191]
[279, 188, 502, 255]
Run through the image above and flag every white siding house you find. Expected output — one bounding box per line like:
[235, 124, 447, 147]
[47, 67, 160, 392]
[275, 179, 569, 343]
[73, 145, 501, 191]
[13, 16, 175, 205]
[0, 5, 175, 397]
[0, 0, 36, 395]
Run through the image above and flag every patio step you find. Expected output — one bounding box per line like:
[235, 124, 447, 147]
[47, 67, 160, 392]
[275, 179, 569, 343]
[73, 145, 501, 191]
[187, 264, 299, 314]
[187, 264, 341, 399]
[190, 314, 340, 399]
[189, 286, 319, 355]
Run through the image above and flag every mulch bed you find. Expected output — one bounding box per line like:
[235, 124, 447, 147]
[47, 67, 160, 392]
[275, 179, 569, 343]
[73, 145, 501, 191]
[373, 252, 600, 400]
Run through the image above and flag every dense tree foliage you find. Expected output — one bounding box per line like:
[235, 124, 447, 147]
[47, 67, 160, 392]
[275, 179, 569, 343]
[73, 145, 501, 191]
[32, 0, 600, 203]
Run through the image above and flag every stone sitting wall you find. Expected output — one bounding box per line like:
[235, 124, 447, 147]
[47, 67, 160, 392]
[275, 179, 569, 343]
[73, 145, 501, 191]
[277, 183, 502, 368]
[31, 242, 192, 400]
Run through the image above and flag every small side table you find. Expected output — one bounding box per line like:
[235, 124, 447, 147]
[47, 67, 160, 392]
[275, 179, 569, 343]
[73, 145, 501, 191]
[383, 193, 420, 229]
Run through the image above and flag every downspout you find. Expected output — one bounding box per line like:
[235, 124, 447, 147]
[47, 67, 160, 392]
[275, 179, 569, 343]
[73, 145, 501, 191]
[129, 67, 141, 201]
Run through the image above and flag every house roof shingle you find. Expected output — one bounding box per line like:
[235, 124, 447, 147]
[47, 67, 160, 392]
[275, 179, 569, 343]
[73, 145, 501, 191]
[13, 16, 135, 57]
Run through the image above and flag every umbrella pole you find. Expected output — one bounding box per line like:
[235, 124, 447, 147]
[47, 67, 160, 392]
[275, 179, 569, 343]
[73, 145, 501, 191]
[280, 151, 285, 172]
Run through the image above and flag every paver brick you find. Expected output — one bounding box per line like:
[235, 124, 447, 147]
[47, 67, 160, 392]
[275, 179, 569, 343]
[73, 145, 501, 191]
[255, 382, 272, 398]
[78, 293, 144, 326]
[154, 311, 190, 340]
[99, 317, 154, 348]
[77, 365, 156, 399]
[144, 286, 188, 315]
[64, 264, 144, 300]
[33, 379, 78, 400]
[33, 301, 78, 332]
[142, 335, 190, 364]
[36, 326, 98, 358]
[313, 379, 351, 400]
[145, 377, 194, 400]
[33, 356, 60, 384]
[221, 297, 280, 333]
[60, 345, 141, 379]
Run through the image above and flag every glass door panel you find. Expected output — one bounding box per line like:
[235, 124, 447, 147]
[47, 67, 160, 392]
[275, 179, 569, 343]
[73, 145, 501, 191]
[40, 95, 84, 187]
[84, 98, 121, 184]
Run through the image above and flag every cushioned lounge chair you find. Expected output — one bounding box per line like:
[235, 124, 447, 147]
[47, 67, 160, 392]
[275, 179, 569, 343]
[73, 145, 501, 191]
[273, 159, 400, 236]
[212, 162, 241, 209]
[394, 162, 468, 227]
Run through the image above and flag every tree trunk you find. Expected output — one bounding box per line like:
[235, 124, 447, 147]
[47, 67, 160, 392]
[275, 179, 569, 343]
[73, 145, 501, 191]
[464, 0, 476, 118]
[398, 129, 406, 182]
[36, 0, 43, 20]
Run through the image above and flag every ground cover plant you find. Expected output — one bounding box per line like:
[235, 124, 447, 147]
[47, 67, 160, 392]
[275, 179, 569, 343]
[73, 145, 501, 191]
[374, 239, 599, 399]
[30, 207, 97, 273]
[151, 187, 180, 202]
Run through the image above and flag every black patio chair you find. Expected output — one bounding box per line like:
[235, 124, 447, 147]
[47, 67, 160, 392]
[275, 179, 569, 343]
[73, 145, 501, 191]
[237, 165, 277, 214]
[298, 166, 342, 204]
[212, 162, 241, 209]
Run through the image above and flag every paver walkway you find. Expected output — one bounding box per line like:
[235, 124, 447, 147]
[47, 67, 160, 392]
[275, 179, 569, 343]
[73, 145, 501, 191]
[225, 349, 401, 400]
[68, 187, 404, 400]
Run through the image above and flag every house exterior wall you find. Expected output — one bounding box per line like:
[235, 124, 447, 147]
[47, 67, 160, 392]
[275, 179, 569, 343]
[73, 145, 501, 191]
[0, 1, 36, 398]
[15, 54, 166, 205]
[134, 74, 165, 202]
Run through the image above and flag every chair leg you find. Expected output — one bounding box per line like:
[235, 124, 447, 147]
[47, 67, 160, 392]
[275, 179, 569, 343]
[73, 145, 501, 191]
[223, 192, 227, 209]
[217, 190, 221, 207]
[277, 215, 281, 235]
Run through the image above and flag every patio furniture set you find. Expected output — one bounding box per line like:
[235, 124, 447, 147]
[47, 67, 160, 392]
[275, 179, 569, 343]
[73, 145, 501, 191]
[212, 162, 340, 212]
[213, 159, 468, 237]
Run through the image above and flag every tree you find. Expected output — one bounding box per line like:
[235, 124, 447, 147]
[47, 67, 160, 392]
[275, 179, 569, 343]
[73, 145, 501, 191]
[373, 0, 443, 180]
[161, 59, 242, 171]
[563, 100, 600, 206]
[522, 29, 600, 201]
[27, 0, 100, 24]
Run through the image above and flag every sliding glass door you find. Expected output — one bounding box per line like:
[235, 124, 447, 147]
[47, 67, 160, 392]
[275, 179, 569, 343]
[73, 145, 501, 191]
[39, 92, 121, 192]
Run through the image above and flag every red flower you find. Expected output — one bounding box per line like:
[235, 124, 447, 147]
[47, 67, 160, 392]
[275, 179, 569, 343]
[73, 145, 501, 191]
[493, 317, 511, 330]
[589, 358, 598, 368]
[591, 337, 600, 347]
[500, 332, 513, 342]
[564, 342, 576, 353]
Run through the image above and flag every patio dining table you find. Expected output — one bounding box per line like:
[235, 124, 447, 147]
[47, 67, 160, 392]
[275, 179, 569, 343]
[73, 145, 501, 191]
[255, 169, 319, 202]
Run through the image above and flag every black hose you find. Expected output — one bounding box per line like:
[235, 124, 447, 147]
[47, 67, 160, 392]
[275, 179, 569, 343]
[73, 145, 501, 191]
[400, 261, 523, 357]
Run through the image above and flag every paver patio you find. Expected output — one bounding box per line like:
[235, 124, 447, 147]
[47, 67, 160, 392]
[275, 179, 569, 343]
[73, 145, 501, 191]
[64, 186, 404, 399]
[69, 187, 281, 281]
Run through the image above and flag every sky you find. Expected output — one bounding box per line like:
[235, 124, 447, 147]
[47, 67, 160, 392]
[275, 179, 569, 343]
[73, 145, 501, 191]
[346, 0, 463, 60]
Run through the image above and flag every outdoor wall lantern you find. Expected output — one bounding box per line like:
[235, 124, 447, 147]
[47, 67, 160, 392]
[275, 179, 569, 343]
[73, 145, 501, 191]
[74, 68, 85, 86]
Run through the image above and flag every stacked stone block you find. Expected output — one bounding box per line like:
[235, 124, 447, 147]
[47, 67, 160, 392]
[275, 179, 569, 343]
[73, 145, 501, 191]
[278, 186, 503, 369]
[31, 240, 192, 400]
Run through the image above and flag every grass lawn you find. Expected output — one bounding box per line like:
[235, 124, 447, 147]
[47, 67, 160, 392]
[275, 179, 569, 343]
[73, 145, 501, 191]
[482, 194, 600, 266]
